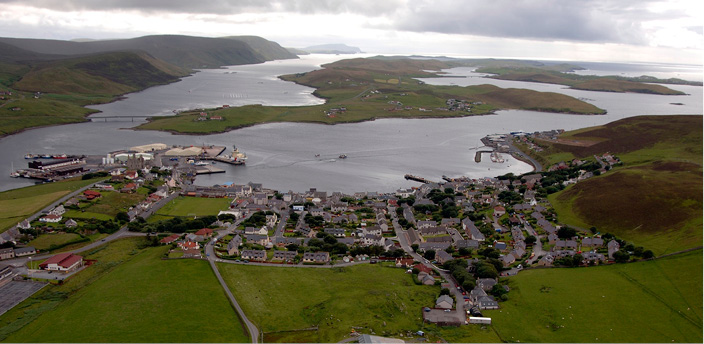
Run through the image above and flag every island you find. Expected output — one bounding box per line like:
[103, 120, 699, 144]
[136, 57, 608, 135]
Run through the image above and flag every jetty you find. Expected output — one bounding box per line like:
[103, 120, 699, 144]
[404, 174, 432, 184]
[195, 165, 226, 175]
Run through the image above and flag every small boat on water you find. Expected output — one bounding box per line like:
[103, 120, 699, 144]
[339, 154, 347, 159]
[24, 154, 37, 159]
[315, 154, 320, 157]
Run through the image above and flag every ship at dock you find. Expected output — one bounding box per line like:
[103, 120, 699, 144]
[213, 145, 247, 165]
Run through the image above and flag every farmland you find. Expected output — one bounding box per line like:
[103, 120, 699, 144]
[154, 196, 231, 218]
[218, 263, 439, 343]
[2, 242, 249, 343]
[0, 177, 103, 233]
[487, 250, 702, 343]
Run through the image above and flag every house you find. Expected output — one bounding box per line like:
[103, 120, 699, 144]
[50, 205, 66, 216]
[582, 237, 604, 248]
[435, 295, 454, 309]
[183, 249, 202, 258]
[194, 228, 214, 239]
[39, 252, 83, 272]
[324, 227, 346, 238]
[39, 214, 62, 223]
[407, 228, 421, 246]
[121, 183, 138, 193]
[538, 254, 555, 266]
[240, 250, 266, 262]
[65, 219, 78, 228]
[462, 218, 485, 241]
[359, 234, 384, 247]
[419, 241, 451, 251]
[83, 190, 102, 200]
[494, 241, 507, 250]
[17, 219, 31, 230]
[245, 234, 269, 246]
[272, 251, 297, 261]
[477, 278, 497, 291]
[419, 226, 446, 236]
[395, 258, 414, 268]
[244, 226, 268, 236]
[470, 286, 499, 309]
[501, 254, 516, 267]
[417, 220, 437, 229]
[455, 239, 480, 250]
[178, 241, 200, 250]
[124, 170, 138, 180]
[227, 238, 240, 256]
[160, 234, 181, 244]
[607, 240, 620, 259]
[493, 206, 506, 217]
[417, 271, 436, 285]
[302, 251, 330, 264]
[435, 250, 453, 264]
[0, 248, 15, 260]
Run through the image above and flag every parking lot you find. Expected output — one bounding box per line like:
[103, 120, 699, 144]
[0, 280, 47, 316]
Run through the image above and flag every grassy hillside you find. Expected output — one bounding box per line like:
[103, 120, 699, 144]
[477, 65, 696, 94]
[487, 249, 702, 343]
[3, 245, 249, 343]
[533, 115, 702, 255]
[0, 50, 190, 136]
[218, 263, 439, 343]
[137, 57, 605, 134]
[0, 34, 298, 69]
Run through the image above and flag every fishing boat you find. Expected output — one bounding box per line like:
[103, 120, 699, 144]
[339, 154, 347, 159]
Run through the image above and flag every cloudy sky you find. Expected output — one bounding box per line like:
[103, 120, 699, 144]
[0, 0, 701, 64]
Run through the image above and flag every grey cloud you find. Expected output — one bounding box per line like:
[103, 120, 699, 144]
[0, 0, 405, 16]
[389, 0, 667, 45]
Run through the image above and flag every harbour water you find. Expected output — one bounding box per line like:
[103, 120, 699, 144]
[1, 55, 701, 193]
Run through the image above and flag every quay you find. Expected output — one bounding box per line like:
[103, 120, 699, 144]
[404, 174, 432, 184]
[195, 165, 226, 175]
[474, 150, 493, 163]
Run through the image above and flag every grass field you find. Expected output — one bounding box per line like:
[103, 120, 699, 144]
[155, 196, 231, 217]
[486, 250, 702, 343]
[217, 263, 440, 343]
[4, 244, 249, 343]
[27, 233, 82, 251]
[0, 177, 103, 233]
[74, 191, 146, 217]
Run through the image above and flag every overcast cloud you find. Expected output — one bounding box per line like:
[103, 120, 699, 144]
[0, 0, 700, 64]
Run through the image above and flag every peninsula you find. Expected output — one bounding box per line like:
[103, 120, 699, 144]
[136, 57, 607, 135]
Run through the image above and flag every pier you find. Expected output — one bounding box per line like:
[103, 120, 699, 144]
[474, 150, 493, 163]
[404, 174, 432, 184]
[89, 116, 151, 122]
[195, 165, 226, 175]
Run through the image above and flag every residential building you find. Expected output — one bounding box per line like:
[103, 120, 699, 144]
[302, 251, 330, 264]
[39, 252, 84, 272]
[241, 249, 266, 262]
[435, 294, 454, 309]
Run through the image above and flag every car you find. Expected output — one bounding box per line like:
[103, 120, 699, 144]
[444, 309, 451, 312]
[235, 259, 240, 262]
[423, 307, 431, 312]
[243, 260, 249, 263]
[101, 239, 106, 242]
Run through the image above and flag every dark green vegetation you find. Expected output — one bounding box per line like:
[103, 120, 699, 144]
[138, 57, 606, 134]
[477, 65, 699, 94]
[218, 263, 438, 343]
[2, 239, 249, 343]
[531, 115, 702, 255]
[488, 249, 702, 343]
[0, 34, 296, 136]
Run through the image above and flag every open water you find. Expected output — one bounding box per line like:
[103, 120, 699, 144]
[1, 55, 701, 193]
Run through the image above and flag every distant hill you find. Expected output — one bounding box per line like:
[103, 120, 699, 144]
[0, 35, 298, 68]
[222, 36, 298, 61]
[13, 51, 190, 95]
[301, 44, 362, 54]
[0, 41, 64, 63]
[285, 47, 309, 55]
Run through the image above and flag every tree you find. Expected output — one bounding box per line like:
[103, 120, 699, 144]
[613, 250, 630, 263]
[557, 226, 577, 239]
[115, 211, 130, 223]
[411, 244, 419, 252]
[525, 235, 537, 245]
[642, 250, 654, 259]
[423, 250, 436, 260]
[462, 279, 476, 291]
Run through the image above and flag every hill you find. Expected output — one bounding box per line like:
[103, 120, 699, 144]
[14, 51, 190, 95]
[531, 115, 702, 255]
[302, 43, 363, 54]
[0, 34, 298, 68]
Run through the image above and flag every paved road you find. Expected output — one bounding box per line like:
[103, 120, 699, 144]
[273, 209, 289, 240]
[506, 138, 542, 172]
[205, 217, 260, 344]
[389, 206, 466, 324]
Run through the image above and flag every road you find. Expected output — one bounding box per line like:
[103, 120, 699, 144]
[205, 217, 260, 343]
[389, 206, 466, 324]
[506, 138, 542, 172]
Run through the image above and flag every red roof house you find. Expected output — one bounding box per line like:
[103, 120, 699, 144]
[160, 234, 181, 244]
[195, 228, 214, 237]
[84, 190, 102, 200]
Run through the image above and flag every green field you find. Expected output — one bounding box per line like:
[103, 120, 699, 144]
[0, 177, 103, 233]
[4, 244, 249, 343]
[155, 196, 231, 217]
[486, 250, 702, 343]
[73, 191, 146, 217]
[27, 233, 83, 251]
[217, 263, 441, 343]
